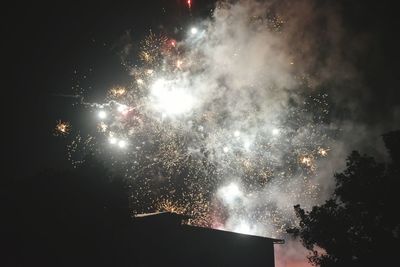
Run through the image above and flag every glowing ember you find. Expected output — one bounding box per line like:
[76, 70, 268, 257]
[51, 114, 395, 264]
[54, 120, 71, 136]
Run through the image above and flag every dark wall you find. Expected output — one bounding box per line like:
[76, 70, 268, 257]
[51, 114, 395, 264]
[129, 220, 276, 267]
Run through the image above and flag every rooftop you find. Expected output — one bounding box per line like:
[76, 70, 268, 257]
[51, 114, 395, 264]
[133, 211, 284, 244]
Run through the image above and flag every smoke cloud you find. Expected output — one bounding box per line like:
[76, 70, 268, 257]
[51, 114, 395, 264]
[71, 1, 399, 266]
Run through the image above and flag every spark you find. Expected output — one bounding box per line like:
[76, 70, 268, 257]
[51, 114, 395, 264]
[156, 199, 185, 214]
[243, 139, 252, 150]
[299, 155, 315, 171]
[301, 156, 312, 166]
[118, 140, 127, 148]
[176, 59, 183, 69]
[109, 136, 117, 145]
[149, 79, 195, 116]
[318, 147, 329, 157]
[117, 104, 128, 114]
[191, 27, 198, 35]
[54, 120, 70, 136]
[139, 32, 168, 64]
[108, 86, 126, 98]
[98, 110, 107, 119]
[272, 128, 280, 136]
[98, 122, 108, 132]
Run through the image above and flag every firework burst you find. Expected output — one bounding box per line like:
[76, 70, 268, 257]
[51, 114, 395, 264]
[54, 120, 71, 136]
[55, 2, 342, 239]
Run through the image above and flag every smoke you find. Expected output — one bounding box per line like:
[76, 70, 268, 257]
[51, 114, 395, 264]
[67, 1, 398, 266]
[176, 0, 396, 265]
[276, 238, 316, 267]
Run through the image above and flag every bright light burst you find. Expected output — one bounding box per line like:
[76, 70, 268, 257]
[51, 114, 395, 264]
[191, 27, 198, 35]
[218, 183, 243, 205]
[272, 128, 280, 136]
[108, 136, 117, 145]
[98, 110, 107, 119]
[234, 221, 253, 235]
[118, 140, 127, 148]
[56, 2, 338, 239]
[149, 78, 196, 116]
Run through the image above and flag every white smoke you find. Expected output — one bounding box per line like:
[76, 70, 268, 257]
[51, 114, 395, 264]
[174, 1, 392, 266]
[104, 1, 397, 266]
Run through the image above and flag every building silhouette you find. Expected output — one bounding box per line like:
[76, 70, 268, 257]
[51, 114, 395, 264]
[130, 212, 283, 267]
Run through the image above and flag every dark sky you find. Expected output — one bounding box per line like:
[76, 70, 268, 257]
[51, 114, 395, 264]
[7, 0, 399, 178]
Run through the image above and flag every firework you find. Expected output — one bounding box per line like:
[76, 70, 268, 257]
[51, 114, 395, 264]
[156, 199, 186, 214]
[98, 122, 108, 132]
[54, 120, 71, 136]
[299, 154, 315, 171]
[317, 147, 329, 157]
[98, 110, 107, 119]
[66, 134, 95, 167]
[149, 78, 196, 116]
[57, 3, 340, 239]
[139, 31, 168, 64]
[108, 86, 126, 98]
[190, 27, 198, 35]
[271, 128, 280, 136]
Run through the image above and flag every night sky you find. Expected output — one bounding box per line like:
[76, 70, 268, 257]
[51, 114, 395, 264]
[6, 1, 400, 266]
[8, 1, 214, 176]
[9, 1, 399, 174]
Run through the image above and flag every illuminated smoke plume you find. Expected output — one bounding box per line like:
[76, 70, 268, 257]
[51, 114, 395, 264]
[57, 1, 397, 265]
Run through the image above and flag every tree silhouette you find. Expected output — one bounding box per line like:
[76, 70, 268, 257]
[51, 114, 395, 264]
[288, 130, 400, 267]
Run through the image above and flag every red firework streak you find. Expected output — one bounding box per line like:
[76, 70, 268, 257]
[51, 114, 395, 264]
[187, 0, 192, 10]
